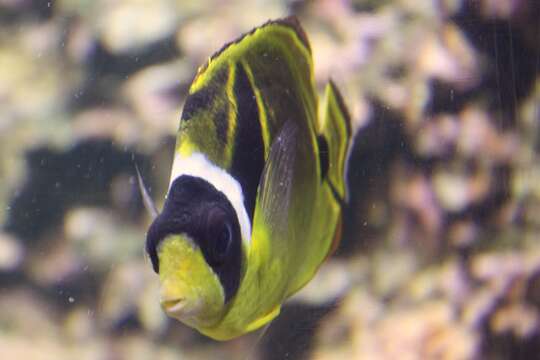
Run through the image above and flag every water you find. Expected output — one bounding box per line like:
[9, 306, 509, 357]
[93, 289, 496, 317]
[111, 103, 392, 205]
[0, 1, 538, 359]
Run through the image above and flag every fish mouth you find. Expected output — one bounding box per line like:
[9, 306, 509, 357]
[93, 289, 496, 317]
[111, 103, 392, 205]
[161, 298, 186, 314]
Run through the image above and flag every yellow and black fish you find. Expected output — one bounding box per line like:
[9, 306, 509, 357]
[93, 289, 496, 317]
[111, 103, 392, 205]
[145, 16, 352, 340]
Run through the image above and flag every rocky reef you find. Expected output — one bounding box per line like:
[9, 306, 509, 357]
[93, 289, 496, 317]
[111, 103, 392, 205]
[0, 0, 538, 359]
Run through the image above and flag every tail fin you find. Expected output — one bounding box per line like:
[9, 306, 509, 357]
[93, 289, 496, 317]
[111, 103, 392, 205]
[319, 80, 352, 202]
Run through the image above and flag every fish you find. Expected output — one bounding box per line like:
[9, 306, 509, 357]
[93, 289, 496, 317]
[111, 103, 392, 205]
[144, 16, 352, 340]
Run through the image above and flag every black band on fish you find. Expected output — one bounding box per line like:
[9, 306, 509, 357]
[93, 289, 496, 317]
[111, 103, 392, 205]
[229, 63, 265, 222]
[146, 175, 243, 302]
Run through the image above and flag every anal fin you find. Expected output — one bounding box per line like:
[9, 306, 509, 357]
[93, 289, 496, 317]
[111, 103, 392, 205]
[319, 81, 352, 202]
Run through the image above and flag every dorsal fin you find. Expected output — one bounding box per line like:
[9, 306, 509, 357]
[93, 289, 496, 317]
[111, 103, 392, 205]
[196, 16, 310, 79]
[192, 16, 311, 87]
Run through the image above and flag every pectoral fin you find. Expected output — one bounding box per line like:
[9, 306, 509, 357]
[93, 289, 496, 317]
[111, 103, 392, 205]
[256, 120, 298, 239]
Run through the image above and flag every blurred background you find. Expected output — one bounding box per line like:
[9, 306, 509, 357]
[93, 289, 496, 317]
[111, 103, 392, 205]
[0, 0, 539, 359]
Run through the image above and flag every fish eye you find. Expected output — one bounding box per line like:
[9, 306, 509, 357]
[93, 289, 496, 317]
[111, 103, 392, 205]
[214, 222, 232, 258]
[210, 220, 232, 264]
[177, 211, 191, 225]
[205, 207, 233, 265]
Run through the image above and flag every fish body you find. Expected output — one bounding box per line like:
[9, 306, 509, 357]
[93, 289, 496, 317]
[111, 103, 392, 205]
[145, 16, 352, 340]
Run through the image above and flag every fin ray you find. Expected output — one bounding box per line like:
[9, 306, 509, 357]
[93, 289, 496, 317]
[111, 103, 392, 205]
[135, 164, 158, 220]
